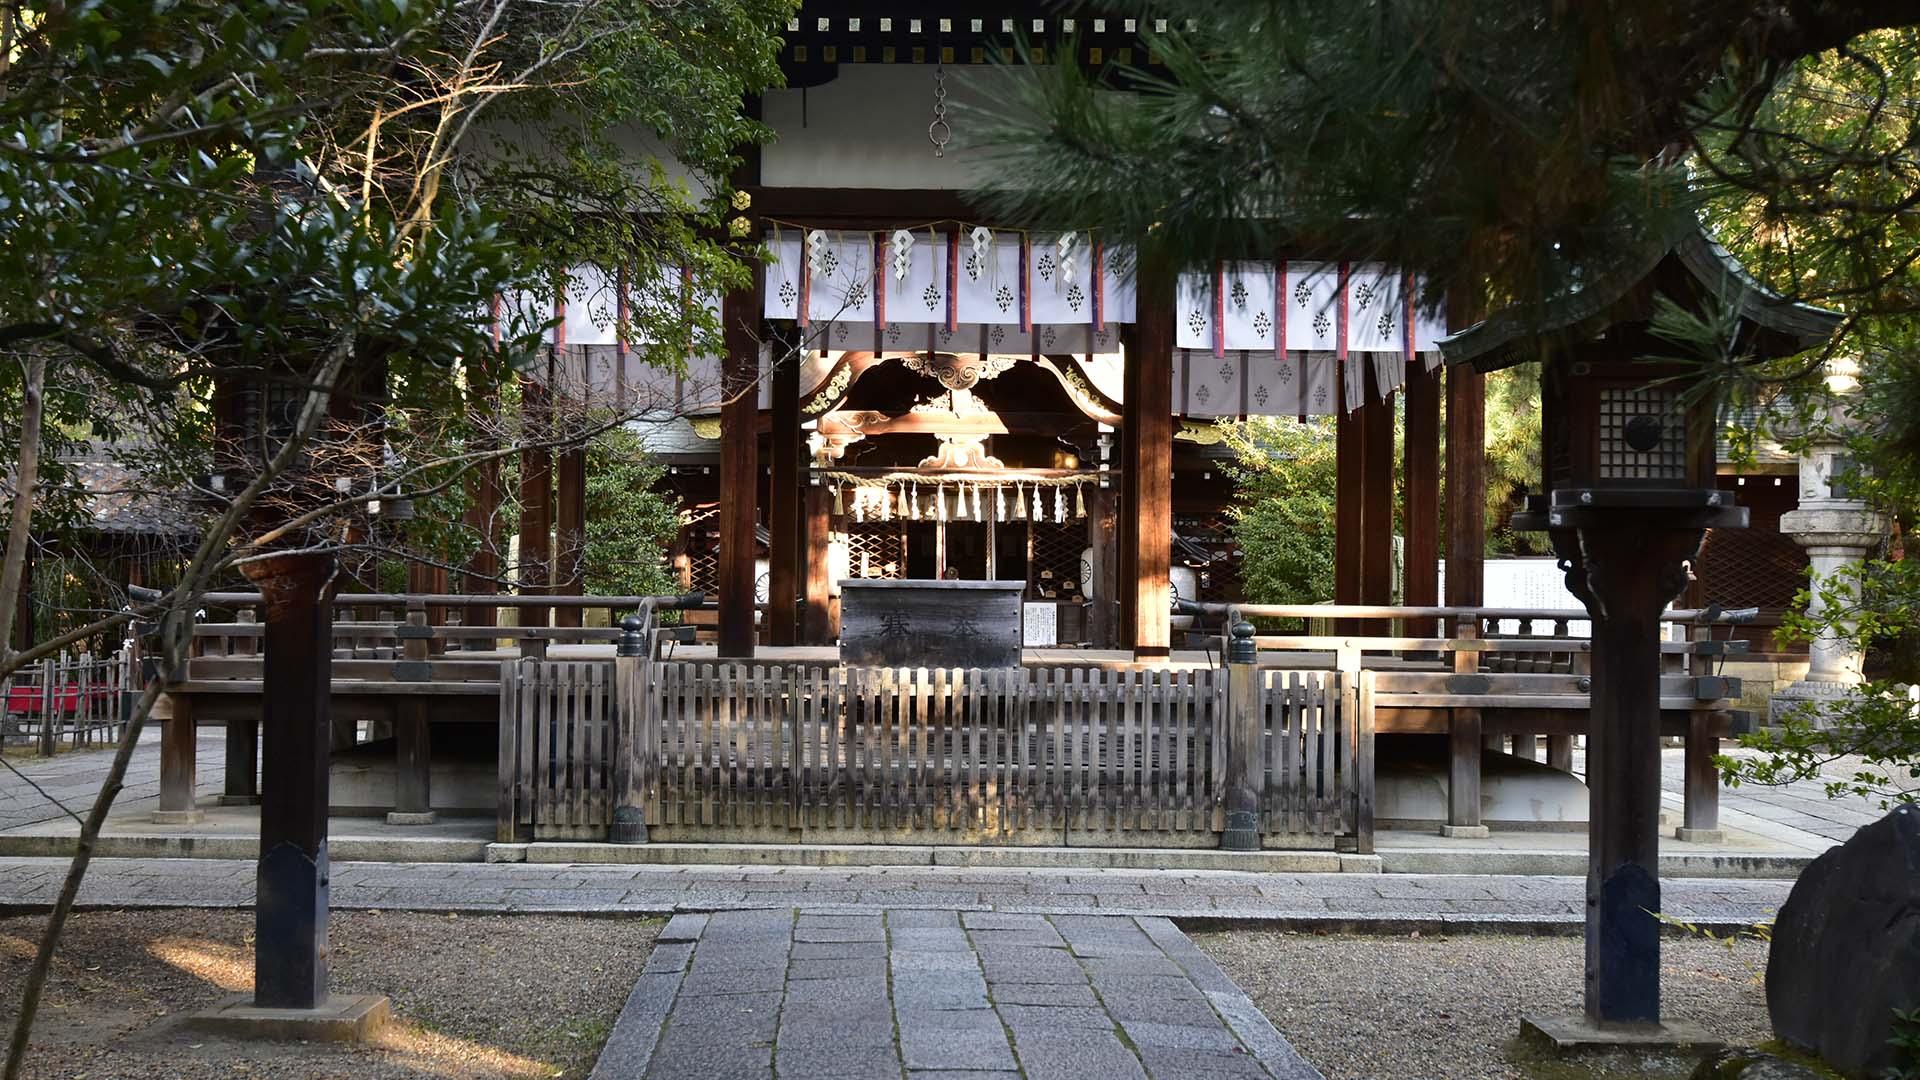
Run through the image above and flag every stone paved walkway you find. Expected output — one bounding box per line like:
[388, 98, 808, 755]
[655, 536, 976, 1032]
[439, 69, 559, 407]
[0, 856, 1791, 926]
[590, 909, 1321, 1080]
[0, 728, 222, 832]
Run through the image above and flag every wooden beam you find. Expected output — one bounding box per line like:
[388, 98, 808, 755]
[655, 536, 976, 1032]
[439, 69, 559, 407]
[1127, 261, 1175, 658]
[819, 411, 1098, 437]
[1444, 363, 1487, 606]
[768, 338, 801, 646]
[1404, 363, 1442, 610]
[803, 483, 833, 644]
[717, 268, 764, 658]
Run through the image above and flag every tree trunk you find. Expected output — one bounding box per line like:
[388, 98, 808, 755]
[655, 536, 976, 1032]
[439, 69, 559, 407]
[0, 352, 48, 657]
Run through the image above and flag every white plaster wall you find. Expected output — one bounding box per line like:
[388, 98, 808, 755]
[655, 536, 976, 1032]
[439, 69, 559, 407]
[762, 65, 1030, 189]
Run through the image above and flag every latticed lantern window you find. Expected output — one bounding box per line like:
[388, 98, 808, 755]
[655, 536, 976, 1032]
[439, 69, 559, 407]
[1597, 387, 1687, 483]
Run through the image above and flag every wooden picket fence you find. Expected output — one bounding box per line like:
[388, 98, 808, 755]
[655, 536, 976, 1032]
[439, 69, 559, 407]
[1258, 669, 1366, 839]
[1, 652, 130, 754]
[497, 659, 617, 838]
[499, 658, 1369, 848]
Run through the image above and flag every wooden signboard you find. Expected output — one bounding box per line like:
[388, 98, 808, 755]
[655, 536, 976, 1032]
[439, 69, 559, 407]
[839, 580, 1025, 668]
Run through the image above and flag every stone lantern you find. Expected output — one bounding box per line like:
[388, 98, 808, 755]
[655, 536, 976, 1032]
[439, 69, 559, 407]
[1770, 358, 1888, 726]
[1442, 225, 1841, 1043]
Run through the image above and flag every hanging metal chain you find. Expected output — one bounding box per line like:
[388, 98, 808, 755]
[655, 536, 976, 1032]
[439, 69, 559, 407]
[928, 63, 951, 157]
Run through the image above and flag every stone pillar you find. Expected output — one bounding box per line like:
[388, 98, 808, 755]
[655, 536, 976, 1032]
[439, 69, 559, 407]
[1770, 406, 1887, 726]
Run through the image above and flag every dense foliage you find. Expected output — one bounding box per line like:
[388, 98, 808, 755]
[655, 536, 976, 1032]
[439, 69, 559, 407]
[582, 429, 681, 600]
[1220, 417, 1338, 606]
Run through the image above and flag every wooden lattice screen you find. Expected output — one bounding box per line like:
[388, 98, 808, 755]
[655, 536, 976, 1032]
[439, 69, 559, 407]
[844, 522, 906, 580]
[1028, 521, 1085, 601]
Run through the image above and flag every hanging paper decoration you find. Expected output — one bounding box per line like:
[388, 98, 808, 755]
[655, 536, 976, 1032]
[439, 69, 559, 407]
[1053, 486, 1066, 523]
[971, 484, 983, 521]
[969, 226, 992, 267]
[909, 481, 920, 519]
[806, 230, 830, 277]
[936, 483, 947, 521]
[954, 482, 967, 519]
[879, 486, 891, 521]
[1057, 231, 1078, 286]
[1032, 485, 1043, 520]
[891, 229, 915, 282]
[997, 485, 1008, 521]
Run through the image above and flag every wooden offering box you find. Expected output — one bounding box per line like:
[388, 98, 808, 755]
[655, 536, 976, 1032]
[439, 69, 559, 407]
[839, 580, 1025, 669]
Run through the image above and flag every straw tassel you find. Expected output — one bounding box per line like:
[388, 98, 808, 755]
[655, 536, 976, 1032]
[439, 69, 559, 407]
[1075, 484, 1086, 518]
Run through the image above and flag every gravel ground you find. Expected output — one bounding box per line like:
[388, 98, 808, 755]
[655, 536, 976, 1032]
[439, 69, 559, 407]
[0, 908, 662, 1079]
[1198, 930, 1773, 1080]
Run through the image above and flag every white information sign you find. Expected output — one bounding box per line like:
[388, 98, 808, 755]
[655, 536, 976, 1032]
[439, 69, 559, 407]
[1022, 602, 1059, 647]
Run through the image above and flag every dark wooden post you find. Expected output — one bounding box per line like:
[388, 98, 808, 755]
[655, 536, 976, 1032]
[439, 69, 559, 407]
[1444, 364, 1486, 606]
[153, 602, 201, 822]
[1086, 488, 1119, 649]
[717, 262, 764, 659]
[1220, 618, 1261, 850]
[519, 371, 552, 630]
[802, 483, 834, 644]
[1553, 522, 1706, 1023]
[1445, 612, 1487, 837]
[768, 337, 801, 647]
[220, 610, 262, 806]
[390, 605, 433, 824]
[241, 551, 339, 1010]
[1127, 261, 1175, 659]
[1404, 364, 1442, 611]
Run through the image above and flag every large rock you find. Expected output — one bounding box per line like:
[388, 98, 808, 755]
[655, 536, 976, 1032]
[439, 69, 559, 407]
[1691, 1048, 1827, 1080]
[1768, 803, 1920, 1077]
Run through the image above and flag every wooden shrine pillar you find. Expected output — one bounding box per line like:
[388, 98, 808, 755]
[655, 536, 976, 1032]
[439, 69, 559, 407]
[767, 337, 801, 647]
[1117, 372, 1140, 647]
[1403, 363, 1442, 611]
[462, 435, 502, 641]
[1444, 363, 1486, 607]
[518, 366, 552, 629]
[1125, 262, 1175, 658]
[549, 342, 586, 629]
[1360, 378, 1395, 607]
[717, 267, 764, 659]
[552, 436, 586, 629]
[1334, 393, 1363, 632]
[803, 483, 834, 644]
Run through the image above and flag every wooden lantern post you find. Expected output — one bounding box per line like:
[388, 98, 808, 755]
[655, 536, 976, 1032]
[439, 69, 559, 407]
[1441, 228, 1841, 1043]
